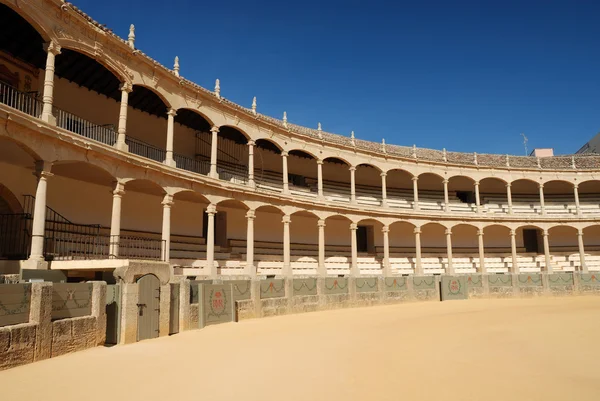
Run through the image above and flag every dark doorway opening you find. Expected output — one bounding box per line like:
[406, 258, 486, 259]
[523, 229, 539, 253]
[357, 226, 368, 253]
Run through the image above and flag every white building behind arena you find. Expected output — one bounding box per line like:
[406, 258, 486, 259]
[1, 0, 600, 284]
[576, 132, 600, 154]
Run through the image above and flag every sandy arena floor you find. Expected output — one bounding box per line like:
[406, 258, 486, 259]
[1, 297, 600, 401]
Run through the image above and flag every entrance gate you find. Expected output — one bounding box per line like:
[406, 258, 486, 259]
[137, 274, 160, 341]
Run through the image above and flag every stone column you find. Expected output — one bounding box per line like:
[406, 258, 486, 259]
[382, 225, 391, 276]
[350, 223, 359, 276]
[245, 210, 256, 276]
[317, 159, 324, 199]
[161, 194, 173, 262]
[443, 179, 450, 212]
[573, 184, 581, 216]
[474, 180, 481, 213]
[349, 166, 357, 204]
[40, 41, 61, 124]
[247, 140, 255, 188]
[209, 126, 219, 178]
[164, 108, 177, 167]
[205, 204, 217, 278]
[414, 227, 423, 275]
[115, 83, 132, 151]
[577, 229, 587, 273]
[412, 176, 420, 211]
[542, 229, 552, 272]
[477, 229, 486, 273]
[109, 181, 125, 258]
[380, 172, 388, 207]
[281, 151, 289, 194]
[28, 161, 52, 266]
[445, 228, 454, 274]
[538, 183, 546, 215]
[506, 183, 513, 214]
[282, 214, 292, 276]
[317, 219, 326, 276]
[510, 229, 519, 273]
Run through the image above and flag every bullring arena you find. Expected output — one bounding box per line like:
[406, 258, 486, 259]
[0, 1, 600, 399]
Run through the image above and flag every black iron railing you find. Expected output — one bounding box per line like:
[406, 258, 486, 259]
[54, 107, 117, 146]
[174, 153, 210, 175]
[125, 136, 166, 163]
[45, 234, 165, 261]
[0, 213, 32, 260]
[0, 82, 43, 117]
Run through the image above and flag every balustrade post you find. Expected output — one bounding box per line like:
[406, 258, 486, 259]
[115, 83, 132, 151]
[445, 229, 454, 274]
[245, 210, 256, 276]
[412, 176, 420, 211]
[577, 229, 587, 273]
[510, 229, 519, 273]
[209, 126, 219, 178]
[161, 194, 173, 262]
[40, 41, 61, 125]
[109, 181, 125, 258]
[27, 161, 52, 268]
[164, 109, 177, 167]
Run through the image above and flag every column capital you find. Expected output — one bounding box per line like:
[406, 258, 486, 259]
[573, 183, 579, 189]
[380, 171, 387, 178]
[381, 225, 390, 233]
[414, 227, 421, 235]
[317, 219, 326, 227]
[577, 230, 584, 237]
[349, 166, 356, 172]
[542, 229, 549, 237]
[43, 41, 61, 55]
[316, 158, 323, 165]
[443, 179, 449, 184]
[162, 194, 174, 206]
[350, 223, 358, 231]
[34, 160, 53, 179]
[510, 229, 516, 237]
[538, 183, 544, 189]
[505, 182, 512, 188]
[282, 214, 291, 224]
[477, 229, 484, 236]
[167, 108, 177, 117]
[246, 210, 256, 219]
[281, 151, 289, 157]
[206, 204, 217, 214]
[210, 125, 220, 133]
[445, 229, 452, 236]
[474, 180, 480, 186]
[247, 140, 255, 146]
[112, 181, 126, 196]
[119, 82, 133, 93]
[411, 176, 419, 182]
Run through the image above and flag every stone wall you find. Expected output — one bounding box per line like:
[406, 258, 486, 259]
[0, 281, 106, 370]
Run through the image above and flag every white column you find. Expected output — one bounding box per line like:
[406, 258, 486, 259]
[245, 210, 256, 276]
[109, 181, 125, 258]
[506, 183, 513, 214]
[282, 214, 292, 276]
[474, 180, 481, 213]
[380, 172, 388, 207]
[281, 151, 289, 194]
[28, 161, 52, 265]
[573, 184, 581, 216]
[115, 83, 132, 151]
[510, 229, 519, 273]
[161, 194, 173, 262]
[247, 140, 255, 188]
[578, 229, 587, 273]
[382, 225, 391, 276]
[538, 183, 546, 215]
[164, 108, 177, 167]
[350, 223, 359, 276]
[542, 229, 552, 272]
[40, 41, 61, 124]
[443, 179, 450, 212]
[349, 166, 357, 204]
[477, 229, 486, 273]
[414, 227, 423, 275]
[205, 204, 217, 278]
[445, 229, 454, 274]
[412, 176, 420, 211]
[317, 159, 324, 199]
[318, 219, 326, 276]
[209, 126, 219, 178]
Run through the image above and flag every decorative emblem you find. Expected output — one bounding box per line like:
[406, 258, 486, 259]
[448, 278, 461, 295]
[208, 288, 228, 318]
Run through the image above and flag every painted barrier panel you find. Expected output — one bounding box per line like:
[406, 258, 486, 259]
[579, 273, 600, 286]
[440, 276, 468, 301]
[412, 276, 436, 290]
[324, 277, 348, 295]
[293, 278, 318, 296]
[0, 284, 31, 327]
[466, 275, 483, 288]
[189, 280, 213, 304]
[105, 284, 121, 345]
[356, 277, 378, 293]
[199, 283, 235, 328]
[548, 273, 574, 287]
[169, 283, 180, 335]
[517, 273, 543, 287]
[51, 283, 93, 320]
[488, 274, 513, 287]
[260, 279, 285, 299]
[384, 277, 408, 292]
[228, 280, 252, 301]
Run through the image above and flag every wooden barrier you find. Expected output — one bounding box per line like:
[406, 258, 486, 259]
[0, 284, 31, 327]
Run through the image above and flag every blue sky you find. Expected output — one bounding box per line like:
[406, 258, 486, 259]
[74, 0, 600, 155]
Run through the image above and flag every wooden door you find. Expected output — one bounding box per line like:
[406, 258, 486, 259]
[137, 274, 160, 341]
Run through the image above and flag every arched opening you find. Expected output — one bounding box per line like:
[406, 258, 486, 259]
[322, 157, 351, 203]
[548, 225, 579, 271]
[324, 215, 353, 276]
[254, 139, 283, 192]
[420, 223, 447, 274]
[447, 176, 476, 213]
[386, 169, 414, 210]
[510, 179, 540, 214]
[355, 218, 384, 273]
[582, 225, 600, 271]
[212, 199, 249, 274]
[544, 180, 576, 216]
[286, 150, 317, 197]
[171, 109, 213, 174]
[479, 177, 508, 214]
[483, 225, 512, 273]
[450, 224, 478, 273]
[254, 205, 285, 276]
[515, 224, 545, 272]
[289, 210, 320, 275]
[417, 173, 444, 212]
[355, 164, 382, 206]
[387, 221, 416, 274]
[579, 181, 600, 215]
[215, 126, 250, 184]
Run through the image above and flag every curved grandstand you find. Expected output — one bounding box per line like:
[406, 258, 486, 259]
[1, 0, 599, 284]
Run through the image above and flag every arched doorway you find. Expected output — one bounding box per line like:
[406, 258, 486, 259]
[137, 273, 160, 341]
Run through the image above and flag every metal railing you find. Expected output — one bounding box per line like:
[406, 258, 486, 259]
[125, 136, 166, 163]
[218, 163, 249, 184]
[0, 82, 43, 117]
[54, 108, 117, 146]
[45, 234, 165, 261]
[0, 213, 32, 260]
[115, 235, 166, 261]
[174, 153, 210, 175]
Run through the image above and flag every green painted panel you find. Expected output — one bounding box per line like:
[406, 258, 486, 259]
[228, 280, 252, 301]
[488, 274, 513, 287]
[547, 273, 573, 287]
[189, 280, 213, 304]
[0, 284, 31, 327]
[51, 283, 93, 320]
[412, 276, 436, 290]
[466, 275, 483, 288]
[384, 277, 408, 292]
[293, 278, 317, 296]
[356, 277, 378, 293]
[260, 279, 285, 299]
[199, 284, 235, 328]
[517, 273, 543, 287]
[440, 276, 468, 301]
[324, 277, 348, 295]
[579, 273, 600, 286]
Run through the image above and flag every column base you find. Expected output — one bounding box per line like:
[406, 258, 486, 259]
[40, 113, 56, 126]
[248, 180, 256, 189]
[209, 171, 219, 179]
[22, 258, 49, 270]
[114, 141, 129, 152]
[381, 200, 388, 208]
[163, 159, 177, 168]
